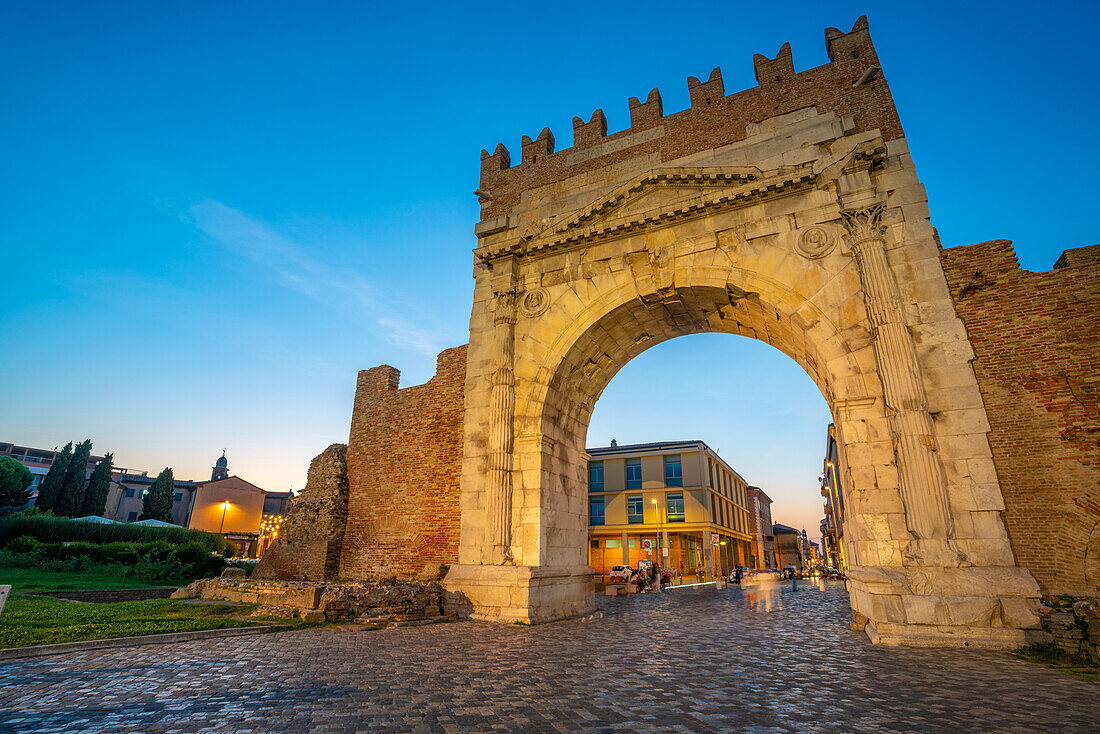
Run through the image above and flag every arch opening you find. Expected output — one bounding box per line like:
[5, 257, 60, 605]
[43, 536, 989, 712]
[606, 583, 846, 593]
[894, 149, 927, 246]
[534, 284, 873, 586]
[581, 332, 835, 589]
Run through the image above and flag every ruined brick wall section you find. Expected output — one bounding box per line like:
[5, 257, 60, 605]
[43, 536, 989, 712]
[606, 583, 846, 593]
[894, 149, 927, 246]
[479, 16, 902, 219]
[941, 241, 1100, 597]
[253, 443, 349, 582]
[339, 345, 467, 580]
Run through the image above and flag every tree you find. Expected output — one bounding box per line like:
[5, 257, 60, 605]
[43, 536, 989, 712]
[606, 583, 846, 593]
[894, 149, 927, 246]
[35, 441, 72, 511]
[80, 453, 114, 517]
[56, 439, 93, 517]
[0, 456, 33, 509]
[140, 467, 174, 522]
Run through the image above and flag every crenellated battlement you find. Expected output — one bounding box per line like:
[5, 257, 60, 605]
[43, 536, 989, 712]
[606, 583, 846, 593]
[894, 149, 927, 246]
[477, 15, 902, 220]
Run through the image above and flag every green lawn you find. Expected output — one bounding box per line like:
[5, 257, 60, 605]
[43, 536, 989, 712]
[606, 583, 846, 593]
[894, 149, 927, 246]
[0, 596, 268, 648]
[0, 564, 190, 592]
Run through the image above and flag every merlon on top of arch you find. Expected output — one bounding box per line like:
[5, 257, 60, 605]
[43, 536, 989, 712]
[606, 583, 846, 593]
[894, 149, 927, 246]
[477, 14, 899, 219]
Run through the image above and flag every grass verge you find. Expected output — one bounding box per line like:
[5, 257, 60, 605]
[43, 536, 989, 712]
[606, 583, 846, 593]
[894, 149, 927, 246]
[0, 595, 305, 649]
[1014, 643, 1100, 682]
[0, 563, 189, 592]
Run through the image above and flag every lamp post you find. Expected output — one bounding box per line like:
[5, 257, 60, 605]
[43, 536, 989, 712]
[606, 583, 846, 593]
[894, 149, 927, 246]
[219, 500, 230, 533]
[651, 498, 662, 591]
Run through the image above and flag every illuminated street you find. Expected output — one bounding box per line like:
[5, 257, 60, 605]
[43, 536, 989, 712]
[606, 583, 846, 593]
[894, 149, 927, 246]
[1, 584, 1096, 733]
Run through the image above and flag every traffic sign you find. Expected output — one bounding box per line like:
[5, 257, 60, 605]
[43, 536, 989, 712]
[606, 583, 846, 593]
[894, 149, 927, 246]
[641, 539, 652, 550]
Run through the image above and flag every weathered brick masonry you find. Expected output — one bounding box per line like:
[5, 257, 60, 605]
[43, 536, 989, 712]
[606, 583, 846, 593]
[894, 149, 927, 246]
[338, 345, 467, 579]
[941, 241, 1100, 596]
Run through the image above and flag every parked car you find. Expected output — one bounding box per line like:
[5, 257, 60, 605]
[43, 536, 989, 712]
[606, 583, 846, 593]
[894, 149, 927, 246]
[608, 565, 633, 582]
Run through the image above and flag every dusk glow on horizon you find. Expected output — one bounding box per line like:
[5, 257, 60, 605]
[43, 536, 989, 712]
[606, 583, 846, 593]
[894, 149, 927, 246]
[3, 2, 1097, 547]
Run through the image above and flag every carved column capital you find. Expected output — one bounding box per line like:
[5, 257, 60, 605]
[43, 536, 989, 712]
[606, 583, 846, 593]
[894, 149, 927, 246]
[493, 290, 518, 326]
[839, 201, 886, 253]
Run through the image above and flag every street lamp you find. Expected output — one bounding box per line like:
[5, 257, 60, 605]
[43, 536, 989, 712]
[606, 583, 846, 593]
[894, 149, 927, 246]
[651, 498, 662, 590]
[219, 500, 230, 533]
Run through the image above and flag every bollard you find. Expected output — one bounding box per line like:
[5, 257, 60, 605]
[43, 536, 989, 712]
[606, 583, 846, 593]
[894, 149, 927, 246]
[792, 578, 798, 592]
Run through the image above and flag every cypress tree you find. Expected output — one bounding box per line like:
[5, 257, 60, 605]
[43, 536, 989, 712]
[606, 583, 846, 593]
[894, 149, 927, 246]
[56, 439, 93, 517]
[80, 453, 114, 517]
[35, 441, 72, 511]
[140, 467, 174, 522]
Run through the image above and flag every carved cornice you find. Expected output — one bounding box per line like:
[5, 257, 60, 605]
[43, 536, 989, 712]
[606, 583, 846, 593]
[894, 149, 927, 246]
[474, 165, 815, 263]
[473, 136, 888, 265]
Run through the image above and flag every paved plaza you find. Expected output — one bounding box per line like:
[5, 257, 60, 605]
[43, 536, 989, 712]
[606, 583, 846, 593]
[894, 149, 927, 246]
[1, 583, 1097, 733]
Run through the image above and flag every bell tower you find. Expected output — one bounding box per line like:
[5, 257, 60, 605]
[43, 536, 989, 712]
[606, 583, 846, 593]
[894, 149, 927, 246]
[211, 450, 229, 481]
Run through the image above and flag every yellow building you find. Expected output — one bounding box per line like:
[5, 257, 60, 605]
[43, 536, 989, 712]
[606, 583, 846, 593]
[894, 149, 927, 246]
[587, 440, 754, 583]
[188, 476, 267, 557]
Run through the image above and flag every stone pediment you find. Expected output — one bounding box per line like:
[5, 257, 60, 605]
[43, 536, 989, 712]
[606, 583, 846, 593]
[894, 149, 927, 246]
[476, 165, 817, 261]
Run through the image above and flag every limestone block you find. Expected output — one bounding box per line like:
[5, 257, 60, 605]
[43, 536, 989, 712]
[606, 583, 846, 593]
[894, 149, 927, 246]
[1000, 597, 1042, 629]
[970, 511, 1010, 541]
[944, 596, 1000, 627]
[900, 594, 943, 625]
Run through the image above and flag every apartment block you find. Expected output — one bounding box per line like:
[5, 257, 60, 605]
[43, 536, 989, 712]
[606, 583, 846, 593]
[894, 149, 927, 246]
[586, 440, 754, 583]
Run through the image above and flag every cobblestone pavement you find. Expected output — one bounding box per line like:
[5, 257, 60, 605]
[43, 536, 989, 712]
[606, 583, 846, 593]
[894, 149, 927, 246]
[1, 583, 1097, 733]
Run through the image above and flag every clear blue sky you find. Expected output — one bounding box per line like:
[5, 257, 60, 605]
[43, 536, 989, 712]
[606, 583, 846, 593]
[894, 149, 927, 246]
[2, 2, 1097, 539]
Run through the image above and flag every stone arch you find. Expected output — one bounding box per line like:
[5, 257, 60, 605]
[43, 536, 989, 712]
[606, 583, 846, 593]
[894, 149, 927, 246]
[446, 94, 1046, 647]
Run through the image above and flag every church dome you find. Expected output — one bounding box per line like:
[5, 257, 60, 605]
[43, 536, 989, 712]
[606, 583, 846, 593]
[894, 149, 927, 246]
[215, 452, 228, 467]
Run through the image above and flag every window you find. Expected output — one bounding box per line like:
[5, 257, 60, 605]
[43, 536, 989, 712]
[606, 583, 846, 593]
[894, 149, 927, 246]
[605, 538, 621, 549]
[589, 461, 604, 492]
[173, 492, 182, 502]
[667, 492, 685, 522]
[664, 455, 683, 487]
[627, 495, 644, 524]
[589, 496, 605, 526]
[124, 488, 135, 498]
[625, 458, 642, 489]
[590, 539, 600, 549]
[628, 538, 636, 547]
[127, 511, 138, 522]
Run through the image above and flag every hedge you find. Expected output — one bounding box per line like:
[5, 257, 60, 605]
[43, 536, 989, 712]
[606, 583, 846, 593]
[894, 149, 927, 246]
[0, 513, 235, 555]
[3, 538, 227, 582]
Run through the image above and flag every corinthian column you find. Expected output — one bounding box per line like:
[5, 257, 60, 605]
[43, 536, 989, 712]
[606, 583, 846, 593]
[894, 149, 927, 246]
[841, 203, 958, 564]
[485, 288, 517, 565]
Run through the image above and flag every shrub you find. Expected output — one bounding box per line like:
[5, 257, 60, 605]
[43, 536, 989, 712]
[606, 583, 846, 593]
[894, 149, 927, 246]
[0, 513, 234, 555]
[172, 542, 226, 579]
[100, 542, 141, 565]
[7, 535, 38, 554]
[55, 542, 109, 562]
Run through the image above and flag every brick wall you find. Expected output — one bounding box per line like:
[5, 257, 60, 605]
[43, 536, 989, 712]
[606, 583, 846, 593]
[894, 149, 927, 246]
[339, 345, 467, 580]
[479, 16, 902, 219]
[253, 444, 348, 582]
[941, 241, 1100, 596]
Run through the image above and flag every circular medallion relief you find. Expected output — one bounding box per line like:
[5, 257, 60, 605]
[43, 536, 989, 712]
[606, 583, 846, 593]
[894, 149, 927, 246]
[796, 226, 835, 259]
[519, 287, 550, 318]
